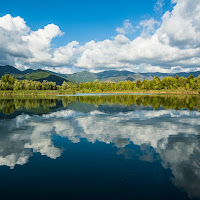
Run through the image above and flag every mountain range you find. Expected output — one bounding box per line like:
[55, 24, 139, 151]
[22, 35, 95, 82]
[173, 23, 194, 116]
[0, 65, 200, 84]
[65, 69, 200, 83]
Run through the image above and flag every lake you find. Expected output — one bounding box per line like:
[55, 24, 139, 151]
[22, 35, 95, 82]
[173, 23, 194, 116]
[0, 94, 200, 200]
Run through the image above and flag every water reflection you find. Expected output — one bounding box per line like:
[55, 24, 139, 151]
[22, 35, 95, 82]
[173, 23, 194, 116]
[0, 94, 200, 199]
[0, 94, 200, 115]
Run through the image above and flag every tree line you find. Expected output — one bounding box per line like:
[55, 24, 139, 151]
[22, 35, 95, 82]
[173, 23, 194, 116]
[1, 74, 200, 93]
[77, 75, 200, 93]
[0, 74, 72, 91]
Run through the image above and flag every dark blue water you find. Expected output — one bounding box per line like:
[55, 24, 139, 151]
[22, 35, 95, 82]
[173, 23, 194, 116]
[0, 95, 200, 200]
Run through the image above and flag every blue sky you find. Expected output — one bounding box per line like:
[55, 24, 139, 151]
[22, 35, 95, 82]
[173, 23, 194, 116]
[0, 0, 172, 44]
[0, 0, 200, 73]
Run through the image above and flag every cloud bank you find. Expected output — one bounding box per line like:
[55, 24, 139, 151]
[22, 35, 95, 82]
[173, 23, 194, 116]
[0, 0, 200, 73]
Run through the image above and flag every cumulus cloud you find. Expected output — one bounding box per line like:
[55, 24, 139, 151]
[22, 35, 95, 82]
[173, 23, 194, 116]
[22, 24, 63, 64]
[139, 18, 160, 37]
[0, 14, 30, 66]
[0, 0, 200, 73]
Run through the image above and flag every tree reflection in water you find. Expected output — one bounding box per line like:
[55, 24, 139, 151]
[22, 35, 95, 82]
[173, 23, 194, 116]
[0, 94, 199, 114]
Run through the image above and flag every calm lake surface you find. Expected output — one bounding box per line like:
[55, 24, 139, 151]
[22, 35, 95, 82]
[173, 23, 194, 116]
[0, 94, 200, 200]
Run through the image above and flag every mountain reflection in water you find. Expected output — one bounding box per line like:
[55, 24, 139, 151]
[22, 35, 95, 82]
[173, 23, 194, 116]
[0, 94, 200, 200]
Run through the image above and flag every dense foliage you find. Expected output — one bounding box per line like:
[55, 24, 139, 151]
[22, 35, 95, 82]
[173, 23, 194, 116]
[0, 74, 73, 91]
[78, 75, 200, 93]
[1, 74, 200, 94]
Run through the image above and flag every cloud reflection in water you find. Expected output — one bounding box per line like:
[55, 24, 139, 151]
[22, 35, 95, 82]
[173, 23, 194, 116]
[0, 107, 200, 198]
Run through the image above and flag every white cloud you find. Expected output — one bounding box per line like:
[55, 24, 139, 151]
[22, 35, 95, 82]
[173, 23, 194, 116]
[115, 19, 135, 35]
[154, 0, 165, 12]
[0, 14, 30, 65]
[42, 66, 79, 74]
[157, 0, 200, 49]
[139, 18, 160, 37]
[22, 24, 64, 64]
[0, 14, 29, 33]
[0, 0, 200, 73]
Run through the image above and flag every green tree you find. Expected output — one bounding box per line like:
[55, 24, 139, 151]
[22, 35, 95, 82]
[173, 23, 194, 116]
[62, 81, 68, 90]
[136, 80, 142, 89]
[1, 74, 15, 84]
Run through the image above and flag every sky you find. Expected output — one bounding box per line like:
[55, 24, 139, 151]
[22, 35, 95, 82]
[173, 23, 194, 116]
[0, 0, 200, 74]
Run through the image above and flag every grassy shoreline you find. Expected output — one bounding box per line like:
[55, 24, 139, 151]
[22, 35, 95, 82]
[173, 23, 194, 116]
[80, 90, 199, 94]
[0, 89, 199, 96]
[0, 90, 75, 96]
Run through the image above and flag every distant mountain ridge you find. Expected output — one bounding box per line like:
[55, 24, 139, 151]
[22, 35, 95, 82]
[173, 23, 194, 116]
[0, 65, 200, 84]
[66, 70, 200, 83]
[0, 65, 69, 85]
[0, 65, 21, 76]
